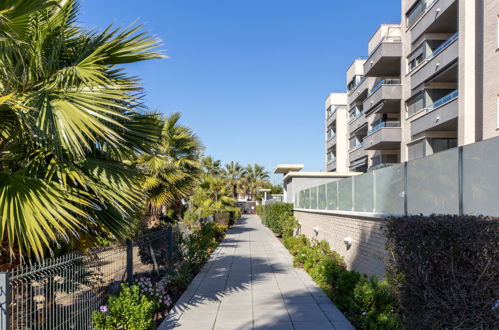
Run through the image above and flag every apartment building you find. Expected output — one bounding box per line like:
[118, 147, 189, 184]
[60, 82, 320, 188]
[325, 93, 348, 172]
[325, 0, 499, 172]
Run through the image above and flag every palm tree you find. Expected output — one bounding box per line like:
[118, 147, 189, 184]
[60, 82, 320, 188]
[0, 0, 163, 259]
[140, 112, 203, 223]
[202, 156, 223, 177]
[240, 164, 270, 200]
[224, 161, 244, 198]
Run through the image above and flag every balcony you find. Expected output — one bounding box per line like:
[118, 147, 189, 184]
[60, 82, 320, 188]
[326, 134, 337, 149]
[411, 90, 458, 136]
[364, 122, 401, 150]
[326, 110, 336, 125]
[349, 143, 367, 162]
[363, 80, 402, 114]
[408, 0, 458, 43]
[363, 39, 402, 77]
[326, 159, 336, 172]
[347, 76, 368, 104]
[410, 33, 458, 89]
[349, 113, 367, 134]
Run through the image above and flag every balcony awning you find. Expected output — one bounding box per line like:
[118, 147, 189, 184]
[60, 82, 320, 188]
[349, 156, 368, 168]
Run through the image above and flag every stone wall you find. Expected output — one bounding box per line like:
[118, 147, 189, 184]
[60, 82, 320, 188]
[294, 210, 387, 277]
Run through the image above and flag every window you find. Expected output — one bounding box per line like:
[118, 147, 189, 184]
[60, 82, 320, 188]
[428, 138, 457, 154]
[406, 91, 424, 117]
[408, 140, 425, 160]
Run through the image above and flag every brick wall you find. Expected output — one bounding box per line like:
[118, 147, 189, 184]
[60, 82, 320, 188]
[294, 210, 387, 277]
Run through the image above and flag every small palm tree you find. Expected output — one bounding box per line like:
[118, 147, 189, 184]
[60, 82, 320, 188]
[202, 156, 223, 177]
[224, 161, 244, 198]
[140, 112, 203, 224]
[240, 164, 270, 200]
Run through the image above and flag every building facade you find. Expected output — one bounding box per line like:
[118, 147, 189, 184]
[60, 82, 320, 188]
[325, 93, 348, 172]
[326, 0, 499, 172]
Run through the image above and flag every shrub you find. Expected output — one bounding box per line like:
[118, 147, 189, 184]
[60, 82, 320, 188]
[261, 203, 296, 238]
[281, 230, 401, 329]
[385, 215, 499, 329]
[214, 212, 230, 226]
[256, 205, 264, 216]
[93, 284, 156, 330]
[227, 208, 241, 226]
[351, 277, 401, 329]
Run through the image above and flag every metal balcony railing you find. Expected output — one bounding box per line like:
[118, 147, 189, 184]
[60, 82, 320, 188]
[367, 121, 401, 136]
[368, 79, 401, 97]
[425, 90, 458, 112]
[427, 32, 459, 61]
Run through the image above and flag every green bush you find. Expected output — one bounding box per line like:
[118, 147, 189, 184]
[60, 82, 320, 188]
[93, 284, 156, 330]
[260, 203, 296, 238]
[214, 212, 230, 226]
[256, 205, 263, 216]
[282, 233, 401, 329]
[385, 215, 499, 329]
[227, 208, 241, 226]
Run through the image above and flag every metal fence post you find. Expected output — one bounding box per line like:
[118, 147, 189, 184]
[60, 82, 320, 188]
[404, 162, 408, 216]
[0, 272, 9, 330]
[458, 146, 464, 216]
[166, 226, 174, 263]
[126, 239, 133, 285]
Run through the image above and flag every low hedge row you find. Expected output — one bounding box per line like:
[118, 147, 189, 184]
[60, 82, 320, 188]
[259, 203, 296, 238]
[385, 215, 499, 329]
[284, 235, 401, 329]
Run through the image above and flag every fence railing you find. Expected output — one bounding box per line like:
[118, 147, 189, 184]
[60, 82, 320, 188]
[425, 90, 458, 112]
[368, 79, 401, 97]
[296, 135, 499, 217]
[0, 213, 228, 329]
[367, 121, 401, 136]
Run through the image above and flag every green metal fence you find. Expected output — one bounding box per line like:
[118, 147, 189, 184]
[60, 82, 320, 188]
[1, 227, 177, 329]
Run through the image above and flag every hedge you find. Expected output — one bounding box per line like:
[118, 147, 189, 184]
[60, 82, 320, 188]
[260, 203, 296, 238]
[284, 235, 401, 329]
[385, 215, 499, 329]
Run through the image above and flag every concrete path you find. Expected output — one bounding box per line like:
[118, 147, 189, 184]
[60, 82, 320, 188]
[159, 215, 354, 330]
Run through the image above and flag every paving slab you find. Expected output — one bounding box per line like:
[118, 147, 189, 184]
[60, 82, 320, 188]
[159, 215, 354, 330]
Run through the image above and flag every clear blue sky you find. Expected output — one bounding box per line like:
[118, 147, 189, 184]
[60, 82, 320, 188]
[79, 0, 401, 183]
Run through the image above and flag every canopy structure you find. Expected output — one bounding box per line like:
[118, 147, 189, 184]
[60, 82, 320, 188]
[273, 164, 304, 175]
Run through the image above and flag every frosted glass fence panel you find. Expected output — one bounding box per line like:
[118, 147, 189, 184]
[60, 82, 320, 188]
[310, 187, 318, 210]
[338, 177, 353, 211]
[318, 184, 327, 209]
[462, 137, 499, 216]
[374, 164, 404, 214]
[301, 190, 310, 209]
[407, 148, 459, 215]
[354, 172, 374, 212]
[326, 181, 338, 210]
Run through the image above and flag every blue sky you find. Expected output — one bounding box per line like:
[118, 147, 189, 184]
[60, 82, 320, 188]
[79, 0, 400, 183]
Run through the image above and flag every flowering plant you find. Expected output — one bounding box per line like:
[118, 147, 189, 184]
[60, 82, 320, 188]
[136, 276, 173, 307]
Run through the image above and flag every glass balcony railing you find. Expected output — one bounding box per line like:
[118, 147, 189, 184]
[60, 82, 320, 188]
[426, 90, 458, 112]
[427, 32, 459, 61]
[368, 79, 401, 97]
[327, 132, 336, 140]
[355, 141, 364, 149]
[406, 0, 436, 27]
[349, 109, 364, 121]
[347, 76, 366, 93]
[367, 121, 401, 136]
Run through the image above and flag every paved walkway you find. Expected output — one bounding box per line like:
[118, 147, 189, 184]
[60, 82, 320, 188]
[160, 215, 354, 330]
